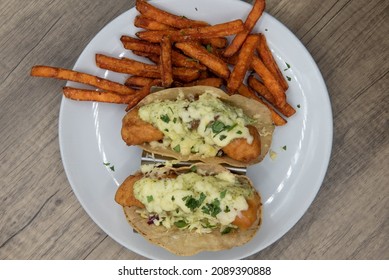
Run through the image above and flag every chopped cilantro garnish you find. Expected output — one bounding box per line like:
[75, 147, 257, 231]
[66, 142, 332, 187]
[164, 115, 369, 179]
[265, 28, 268, 31]
[104, 162, 115, 171]
[221, 227, 232, 235]
[236, 130, 242, 135]
[282, 145, 287, 151]
[220, 190, 227, 199]
[211, 120, 225, 133]
[185, 193, 206, 211]
[297, 104, 301, 108]
[219, 135, 227, 141]
[195, 7, 198, 11]
[173, 117, 177, 123]
[286, 76, 291, 81]
[224, 205, 230, 213]
[201, 198, 221, 217]
[284, 62, 291, 71]
[206, 44, 213, 53]
[174, 220, 188, 228]
[227, 123, 237, 131]
[164, 128, 169, 132]
[171, 196, 175, 201]
[160, 114, 170, 123]
[173, 145, 181, 153]
[147, 195, 154, 203]
[190, 165, 197, 172]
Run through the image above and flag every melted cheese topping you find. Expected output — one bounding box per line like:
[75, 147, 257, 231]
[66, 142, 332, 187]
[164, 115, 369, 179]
[138, 91, 255, 157]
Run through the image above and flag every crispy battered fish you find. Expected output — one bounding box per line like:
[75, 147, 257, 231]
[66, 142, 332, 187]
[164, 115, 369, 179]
[121, 108, 164, 145]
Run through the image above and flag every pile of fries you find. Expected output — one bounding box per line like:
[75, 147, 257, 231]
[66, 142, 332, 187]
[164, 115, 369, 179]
[31, 0, 295, 125]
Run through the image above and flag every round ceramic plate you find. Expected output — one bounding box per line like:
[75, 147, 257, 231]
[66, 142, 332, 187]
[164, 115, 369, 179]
[59, 0, 332, 259]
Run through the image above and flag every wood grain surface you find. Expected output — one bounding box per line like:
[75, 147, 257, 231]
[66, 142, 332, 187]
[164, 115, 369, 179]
[0, 0, 388, 260]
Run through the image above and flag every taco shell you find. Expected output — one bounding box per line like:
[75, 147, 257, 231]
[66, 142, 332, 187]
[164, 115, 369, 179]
[122, 86, 274, 167]
[118, 163, 262, 256]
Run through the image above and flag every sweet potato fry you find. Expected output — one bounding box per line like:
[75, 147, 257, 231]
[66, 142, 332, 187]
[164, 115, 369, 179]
[124, 76, 161, 87]
[122, 36, 206, 70]
[30, 65, 136, 95]
[171, 67, 200, 82]
[257, 33, 289, 91]
[170, 51, 206, 70]
[237, 84, 286, 126]
[131, 51, 160, 64]
[96, 54, 160, 77]
[227, 34, 260, 93]
[63, 87, 135, 104]
[251, 55, 286, 107]
[131, 19, 227, 49]
[97, 54, 199, 82]
[121, 36, 161, 54]
[200, 38, 228, 49]
[248, 75, 295, 117]
[135, 0, 208, 29]
[125, 80, 155, 111]
[223, 0, 265, 57]
[160, 36, 173, 87]
[136, 19, 244, 43]
[183, 77, 223, 88]
[175, 42, 230, 79]
[134, 15, 174, 31]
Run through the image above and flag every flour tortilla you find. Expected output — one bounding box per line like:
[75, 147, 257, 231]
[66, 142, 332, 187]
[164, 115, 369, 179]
[121, 163, 262, 256]
[124, 86, 274, 167]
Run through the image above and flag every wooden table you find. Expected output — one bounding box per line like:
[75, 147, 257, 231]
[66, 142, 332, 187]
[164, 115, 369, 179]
[0, 0, 387, 260]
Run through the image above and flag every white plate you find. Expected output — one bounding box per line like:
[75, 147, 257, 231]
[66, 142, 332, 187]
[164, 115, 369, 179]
[59, 0, 332, 259]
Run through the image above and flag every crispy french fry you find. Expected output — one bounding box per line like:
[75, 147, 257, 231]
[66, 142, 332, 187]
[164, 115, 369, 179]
[31, 65, 136, 95]
[183, 77, 223, 88]
[134, 15, 174, 31]
[160, 36, 173, 87]
[251, 55, 286, 107]
[136, 19, 244, 43]
[63, 87, 135, 104]
[248, 75, 295, 117]
[124, 76, 161, 87]
[223, 0, 265, 57]
[227, 34, 260, 93]
[257, 33, 289, 91]
[175, 42, 230, 79]
[135, 0, 208, 29]
[237, 84, 287, 126]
